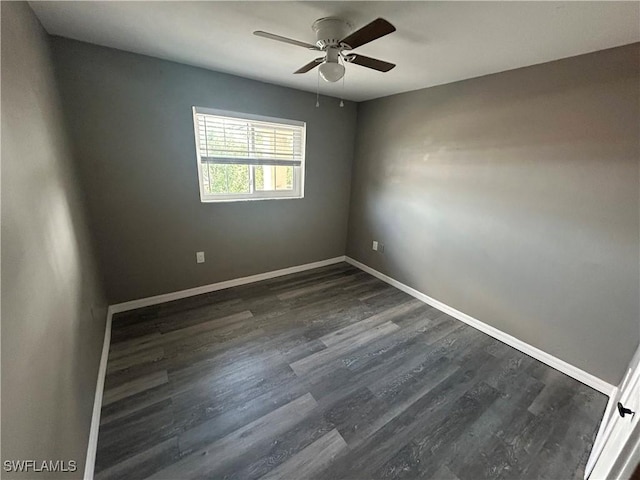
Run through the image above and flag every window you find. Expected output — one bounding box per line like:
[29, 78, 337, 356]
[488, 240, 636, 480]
[192, 107, 305, 202]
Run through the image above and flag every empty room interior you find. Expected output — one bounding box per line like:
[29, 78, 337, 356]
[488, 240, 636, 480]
[3, 1, 640, 479]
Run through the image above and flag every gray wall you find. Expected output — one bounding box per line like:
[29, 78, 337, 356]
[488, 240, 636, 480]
[1, 3, 107, 477]
[347, 44, 640, 385]
[51, 38, 358, 304]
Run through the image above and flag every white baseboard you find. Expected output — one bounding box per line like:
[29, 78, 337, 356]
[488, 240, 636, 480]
[345, 256, 615, 396]
[110, 256, 347, 314]
[84, 306, 114, 480]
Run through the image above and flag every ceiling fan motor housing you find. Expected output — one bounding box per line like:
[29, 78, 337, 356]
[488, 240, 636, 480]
[312, 17, 352, 50]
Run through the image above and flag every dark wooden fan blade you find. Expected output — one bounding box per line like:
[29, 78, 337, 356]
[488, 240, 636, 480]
[340, 18, 396, 50]
[254, 31, 320, 50]
[294, 58, 324, 74]
[345, 54, 395, 72]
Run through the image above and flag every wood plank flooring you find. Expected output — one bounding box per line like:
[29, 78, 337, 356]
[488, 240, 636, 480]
[95, 262, 607, 480]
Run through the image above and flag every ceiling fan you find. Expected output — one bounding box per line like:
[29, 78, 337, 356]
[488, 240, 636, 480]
[254, 17, 396, 83]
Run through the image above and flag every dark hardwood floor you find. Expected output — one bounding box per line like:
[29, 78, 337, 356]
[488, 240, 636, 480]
[95, 262, 607, 480]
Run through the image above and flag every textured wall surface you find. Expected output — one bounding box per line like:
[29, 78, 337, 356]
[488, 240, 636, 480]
[347, 44, 640, 385]
[51, 38, 358, 304]
[1, 3, 107, 477]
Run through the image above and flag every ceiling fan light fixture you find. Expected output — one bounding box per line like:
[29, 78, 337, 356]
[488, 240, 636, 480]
[254, 17, 396, 82]
[318, 61, 345, 82]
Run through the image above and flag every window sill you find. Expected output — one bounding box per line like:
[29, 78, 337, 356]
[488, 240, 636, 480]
[200, 195, 304, 203]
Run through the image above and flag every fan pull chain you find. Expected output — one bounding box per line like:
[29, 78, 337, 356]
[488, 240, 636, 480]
[340, 67, 345, 107]
[316, 68, 320, 108]
[339, 55, 345, 107]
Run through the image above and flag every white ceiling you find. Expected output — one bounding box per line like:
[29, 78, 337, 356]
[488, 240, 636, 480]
[30, 1, 640, 102]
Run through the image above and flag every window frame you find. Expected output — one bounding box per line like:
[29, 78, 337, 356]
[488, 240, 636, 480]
[192, 106, 306, 203]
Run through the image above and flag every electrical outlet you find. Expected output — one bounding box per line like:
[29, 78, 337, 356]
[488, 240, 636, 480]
[372, 241, 385, 253]
[196, 251, 205, 264]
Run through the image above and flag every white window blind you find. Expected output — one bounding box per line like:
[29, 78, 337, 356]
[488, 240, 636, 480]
[194, 107, 304, 167]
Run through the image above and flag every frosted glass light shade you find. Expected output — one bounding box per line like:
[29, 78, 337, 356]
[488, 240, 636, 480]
[319, 62, 345, 82]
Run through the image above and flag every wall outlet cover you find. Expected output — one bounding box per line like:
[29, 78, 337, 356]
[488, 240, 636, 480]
[196, 251, 205, 263]
[372, 241, 379, 251]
